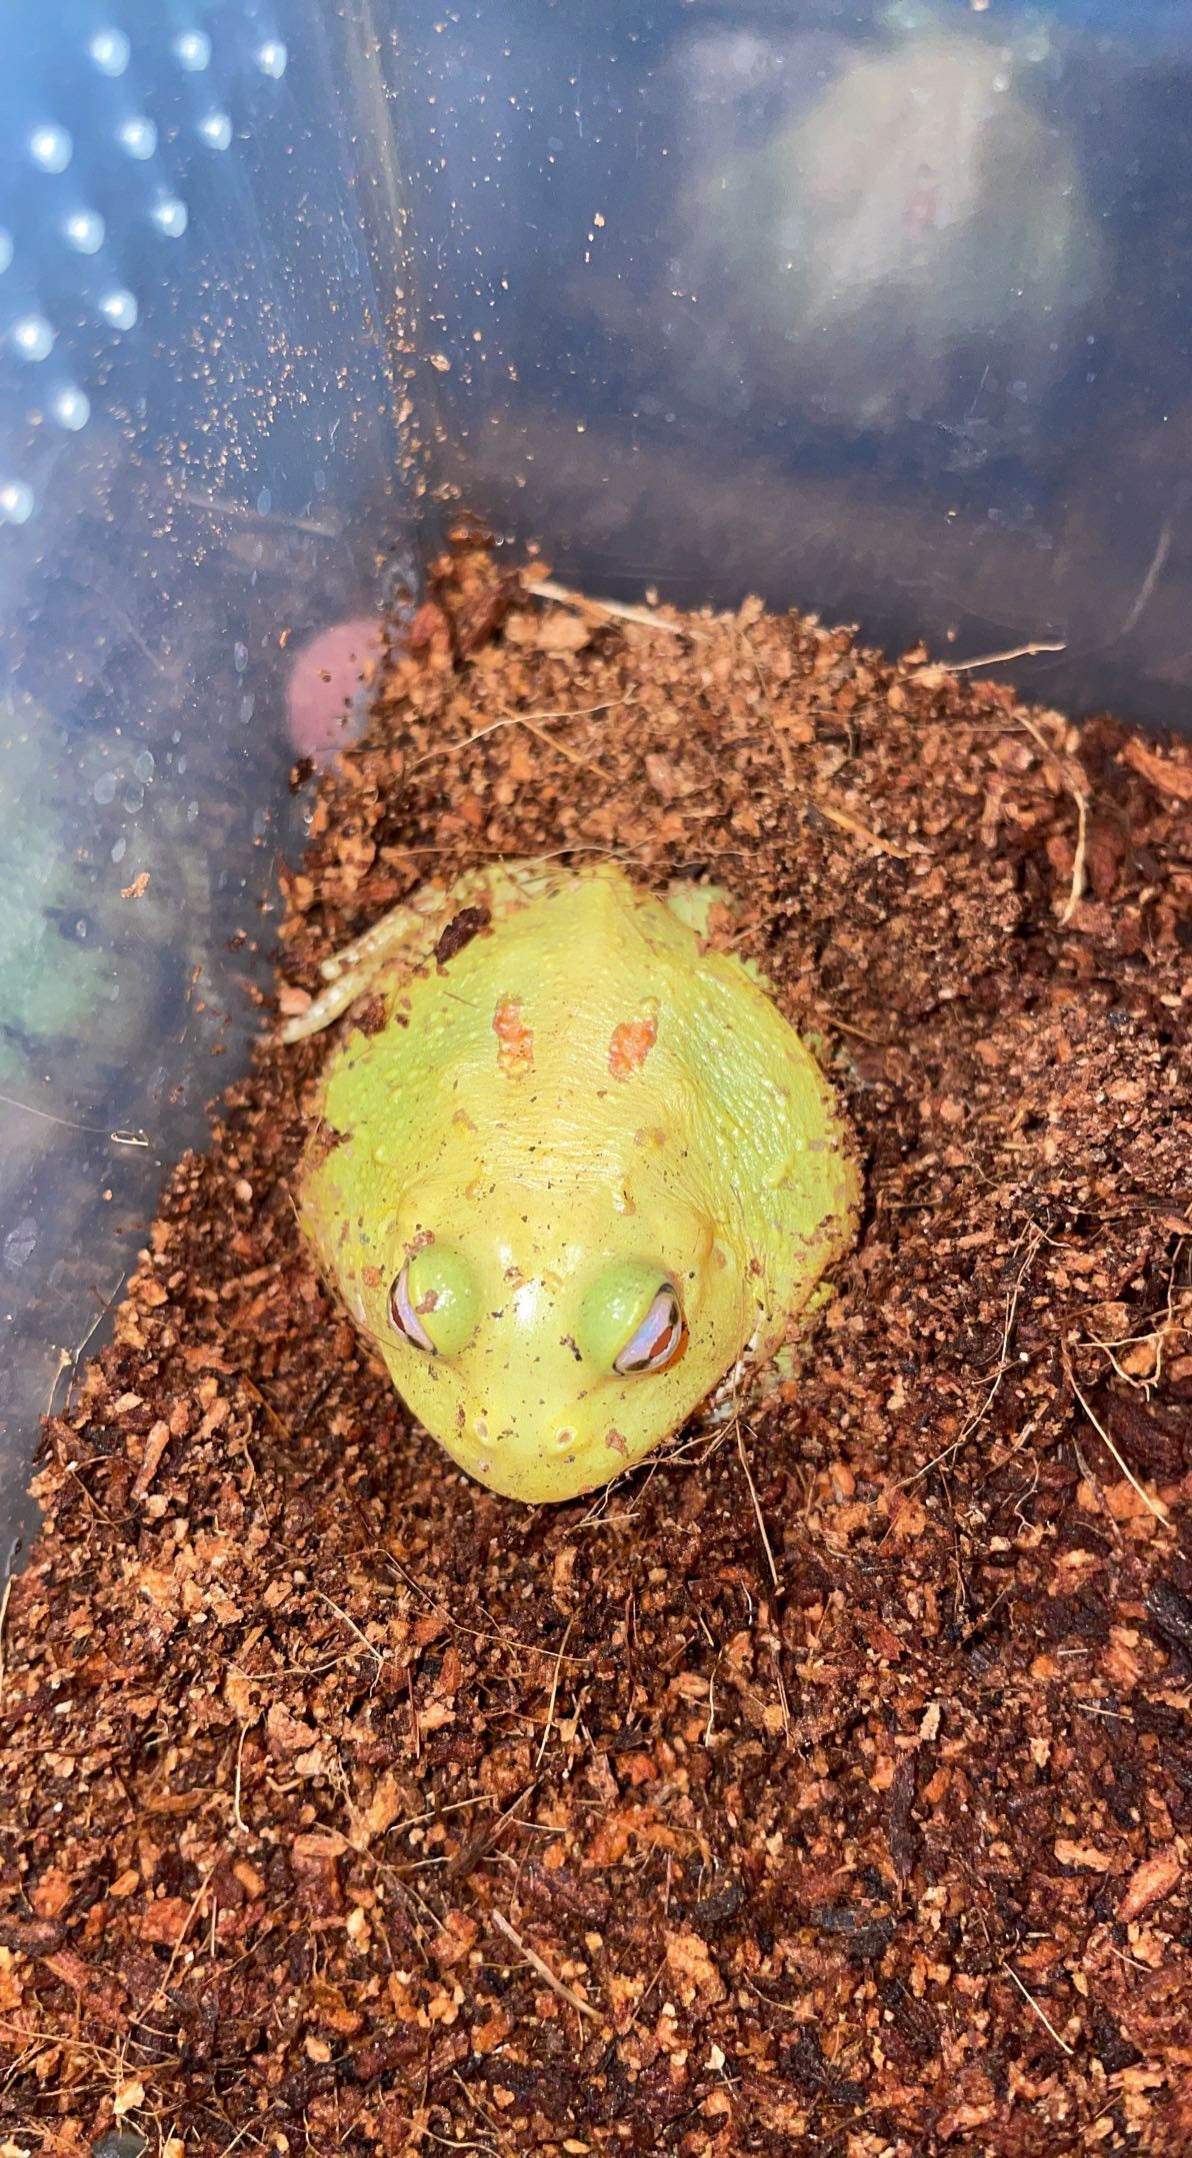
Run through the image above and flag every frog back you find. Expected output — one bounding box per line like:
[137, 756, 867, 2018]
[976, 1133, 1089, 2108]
[317, 863, 854, 1350]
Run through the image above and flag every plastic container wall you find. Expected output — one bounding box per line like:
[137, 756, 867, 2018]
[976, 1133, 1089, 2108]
[399, 0, 1192, 734]
[0, 0, 413, 1553]
[5, 0, 1192, 1551]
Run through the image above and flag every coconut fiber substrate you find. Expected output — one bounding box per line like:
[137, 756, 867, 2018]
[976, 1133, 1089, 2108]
[2, 537, 1191, 2158]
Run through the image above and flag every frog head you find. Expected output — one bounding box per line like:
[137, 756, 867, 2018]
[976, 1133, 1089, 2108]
[303, 1141, 759, 1503]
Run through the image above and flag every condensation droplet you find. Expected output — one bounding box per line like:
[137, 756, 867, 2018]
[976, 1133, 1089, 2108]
[239, 693, 256, 724]
[88, 27, 131, 77]
[11, 314, 54, 361]
[119, 116, 158, 160]
[99, 287, 138, 330]
[63, 209, 105, 254]
[111, 835, 127, 864]
[172, 29, 212, 71]
[93, 771, 118, 805]
[256, 40, 288, 77]
[256, 485, 272, 513]
[133, 749, 155, 783]
[0, 230, 13, 275]
[186, 800, 199, 822]
[52, 386, 90, 431]
[121, 782, 144, 815]
[29, 124, 72, 174]
[150, 196, 188, 238]
[0, 480, 34, 524]
[233, 641, 248, 674]
[198, 111, 233, 151]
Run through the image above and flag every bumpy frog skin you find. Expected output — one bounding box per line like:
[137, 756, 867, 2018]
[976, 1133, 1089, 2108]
[284, 861, 858, 1504]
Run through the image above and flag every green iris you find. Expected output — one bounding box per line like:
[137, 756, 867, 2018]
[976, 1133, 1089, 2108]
[399, 1245, 481, 1357]
[577, 1260, 682, 1374]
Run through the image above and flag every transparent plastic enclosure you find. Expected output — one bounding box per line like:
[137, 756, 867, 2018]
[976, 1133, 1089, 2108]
[4, 0, 1192, 1554]
[0, 0, 412, 1553]
[406, 0, 1192, 740]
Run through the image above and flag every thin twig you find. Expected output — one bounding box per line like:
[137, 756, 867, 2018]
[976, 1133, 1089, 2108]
[404, 700, 625, 781]
[513, 714, 609, 776]
[233, 1719, 252, 1835]
[315, 1588, 384, 1669]
[535, 1615, 575, 1768]
[489, 1908, 599, 2020]
[811, 798, 915, 861]
[1064, 1352, 1170, 1524]
[704, 1665, 718, 1749]
[736, 1424, 779, 1589]
[1061, 780, 1089, 927]
[742, 1973, 806, 2015]
[1002, 1962, 1074, 2055]
[147, 1863, 218, 2015]
[824, 1011, 886, 1046]
[448, 1782, 539, 1885]
[911, 639, 1067, 676]
[526, 576, 692, 636]
[771, 1653, 792, 1746]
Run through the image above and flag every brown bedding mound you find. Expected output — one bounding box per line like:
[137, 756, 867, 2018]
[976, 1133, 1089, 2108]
[2, 536, 1190, 2155]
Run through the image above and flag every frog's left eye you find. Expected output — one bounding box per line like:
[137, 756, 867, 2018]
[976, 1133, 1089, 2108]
[388, 1245, 479, 1358]
[577, 1261, 687, 1377]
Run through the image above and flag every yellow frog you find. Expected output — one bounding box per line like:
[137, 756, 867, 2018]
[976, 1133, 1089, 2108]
[283, 861, 857, 1503]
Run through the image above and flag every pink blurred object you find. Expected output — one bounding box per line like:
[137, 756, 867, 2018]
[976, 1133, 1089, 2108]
[285, 616, 386, 762]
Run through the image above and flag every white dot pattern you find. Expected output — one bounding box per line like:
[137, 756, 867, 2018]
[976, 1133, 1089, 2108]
[1, 4, 292, 515]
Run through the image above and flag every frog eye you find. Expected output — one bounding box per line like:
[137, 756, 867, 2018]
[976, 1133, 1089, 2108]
[614, 1283, 686, 1375]
[389, 1260, 435, 1351]
[577, 1260, 687, 1376]
[388, 1245, 480, 1358]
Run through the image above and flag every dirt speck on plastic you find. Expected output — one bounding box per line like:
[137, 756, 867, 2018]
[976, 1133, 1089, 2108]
[2, 534, 1190, 2155]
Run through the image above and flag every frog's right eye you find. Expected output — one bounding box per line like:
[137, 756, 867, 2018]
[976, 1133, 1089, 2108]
[389, 1261, 435, 1351]
[577, 1260, 688, 1377]
[614, 1283, 685, 1375]
[388, 1245, 480, 1357]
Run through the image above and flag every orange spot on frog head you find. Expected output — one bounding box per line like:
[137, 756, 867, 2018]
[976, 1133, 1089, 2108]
[493, 996, 534, 1077]
[608, 1012, 658, 1080]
